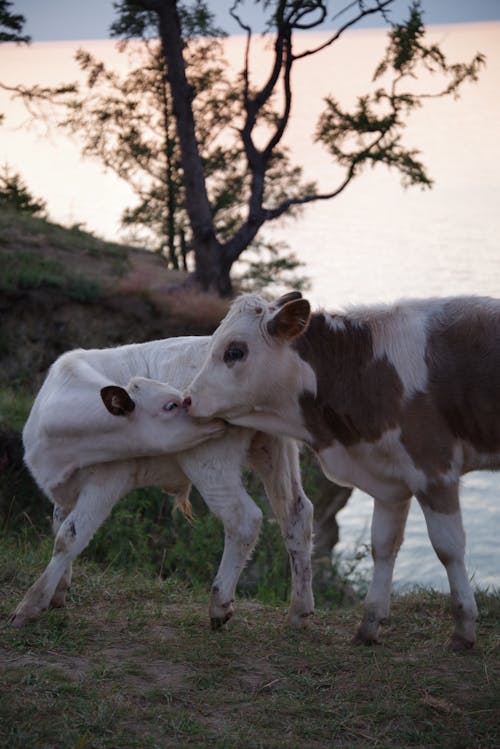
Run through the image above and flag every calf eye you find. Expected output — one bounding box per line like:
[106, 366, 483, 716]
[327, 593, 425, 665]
[223, 342, 248, 365]
[162, 401, 179, 412]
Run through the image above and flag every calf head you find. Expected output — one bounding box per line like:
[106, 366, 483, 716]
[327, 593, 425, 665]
[101, 376, 224, 452]
[186, 292, 314, 436]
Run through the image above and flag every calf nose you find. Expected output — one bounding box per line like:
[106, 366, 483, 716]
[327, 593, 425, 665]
[182, 396, 192, 410]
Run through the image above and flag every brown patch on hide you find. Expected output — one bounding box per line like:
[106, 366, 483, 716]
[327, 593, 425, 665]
[416, 482, 460, 517]
[247, 432, 276, 475]
[400, 391, 455, 477]
[426, 299, 500, 454]
[294, 314, 404, 450]
[54, 535, 67, 554]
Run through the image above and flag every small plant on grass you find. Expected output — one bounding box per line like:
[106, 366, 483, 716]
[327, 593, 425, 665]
[0, 250, 64, 291]
[0, 165, 47, 217]
[0, 386, 33, 431]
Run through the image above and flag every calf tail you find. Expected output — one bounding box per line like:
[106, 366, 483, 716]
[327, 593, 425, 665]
[172, 483, 194, 523]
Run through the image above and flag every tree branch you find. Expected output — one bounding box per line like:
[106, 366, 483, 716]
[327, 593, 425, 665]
[293, 0, 394, 60]
[264, 168, 357, 222]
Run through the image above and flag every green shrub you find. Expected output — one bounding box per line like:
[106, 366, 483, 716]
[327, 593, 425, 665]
[0, 387, 33, 432]
[0, 167, 47, 217]
[65, 275, 102, 303]
[83, 486, 225, 584]
[0, 249, 102, 301]
[0, 251, 65, 292]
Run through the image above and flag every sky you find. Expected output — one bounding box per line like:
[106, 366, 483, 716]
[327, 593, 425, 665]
[11, 0, 500, 42]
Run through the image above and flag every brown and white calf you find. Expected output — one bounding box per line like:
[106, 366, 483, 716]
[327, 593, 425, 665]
[186, 291, 500, 648]
[12, 335, 314, 629]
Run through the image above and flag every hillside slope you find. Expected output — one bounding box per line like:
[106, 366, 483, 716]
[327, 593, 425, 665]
[0, 208, 229, 391]
[0, 208, 232, 530]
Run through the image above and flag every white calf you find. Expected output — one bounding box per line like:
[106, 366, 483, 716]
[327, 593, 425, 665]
[186, 291, 500, 649]
[11, 335, 314, 629]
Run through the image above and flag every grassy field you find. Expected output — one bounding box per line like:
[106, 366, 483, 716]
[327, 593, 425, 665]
[1, 542, 499, 749]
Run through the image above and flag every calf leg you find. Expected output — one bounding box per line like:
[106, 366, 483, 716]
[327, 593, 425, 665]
[10, 464, 131, 627]
[355, 494, 411, 644]
[203, 484, 263, 629]
[249, 434, 314, 626]
[180, 441, 263, 629]
[50, 505, 73, 608]
[418, 486, 477, 649]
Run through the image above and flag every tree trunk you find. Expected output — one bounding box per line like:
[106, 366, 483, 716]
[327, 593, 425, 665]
[193, 236, 233, 296]
[160, 59, 179, 270]
[156, 1, 222, 289]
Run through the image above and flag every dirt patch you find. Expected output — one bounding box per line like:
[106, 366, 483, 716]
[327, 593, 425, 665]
[0, 646, 90, 681]
[116, 249, 189, 295]
[140, 659, 194, 691]
[236, 654, 282, 693]
[149, 623, 182, 643]
[0, 627, 194, 692]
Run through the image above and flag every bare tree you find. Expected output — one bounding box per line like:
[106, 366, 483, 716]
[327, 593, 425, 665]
[2, 1, 485, 295]
[128, 0, 483, 295]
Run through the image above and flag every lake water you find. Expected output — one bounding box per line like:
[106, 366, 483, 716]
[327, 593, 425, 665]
[1, 22, 499, 590]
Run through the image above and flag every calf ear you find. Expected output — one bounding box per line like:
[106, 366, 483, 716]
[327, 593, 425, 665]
[275, 290, 303, 307]
[101, 386, 136, 416]
[267, 298, 311, 341]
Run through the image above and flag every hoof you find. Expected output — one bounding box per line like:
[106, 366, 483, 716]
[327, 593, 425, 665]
[448, 632, 475, 651]
[286, 610, 313, 628]
[9, 611, 33, 628]
[352, 636, 381, 646]
[209, 592, 234, 630]
[210, 610, 233, 630]
[353, 610, 386, 645]
[9, 597, 46, 628]
[352, 622, 381, 646]
[50, 592, 67, 609]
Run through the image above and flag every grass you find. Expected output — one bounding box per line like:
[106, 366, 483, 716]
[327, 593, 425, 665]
[0, 247, 103, 299]
[0, 386, 33, 432]
[0, 207, 134, 301]
[1, 203, 499, 746]
[1, 541, 499, 748]
[0, 208, 132, 261]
